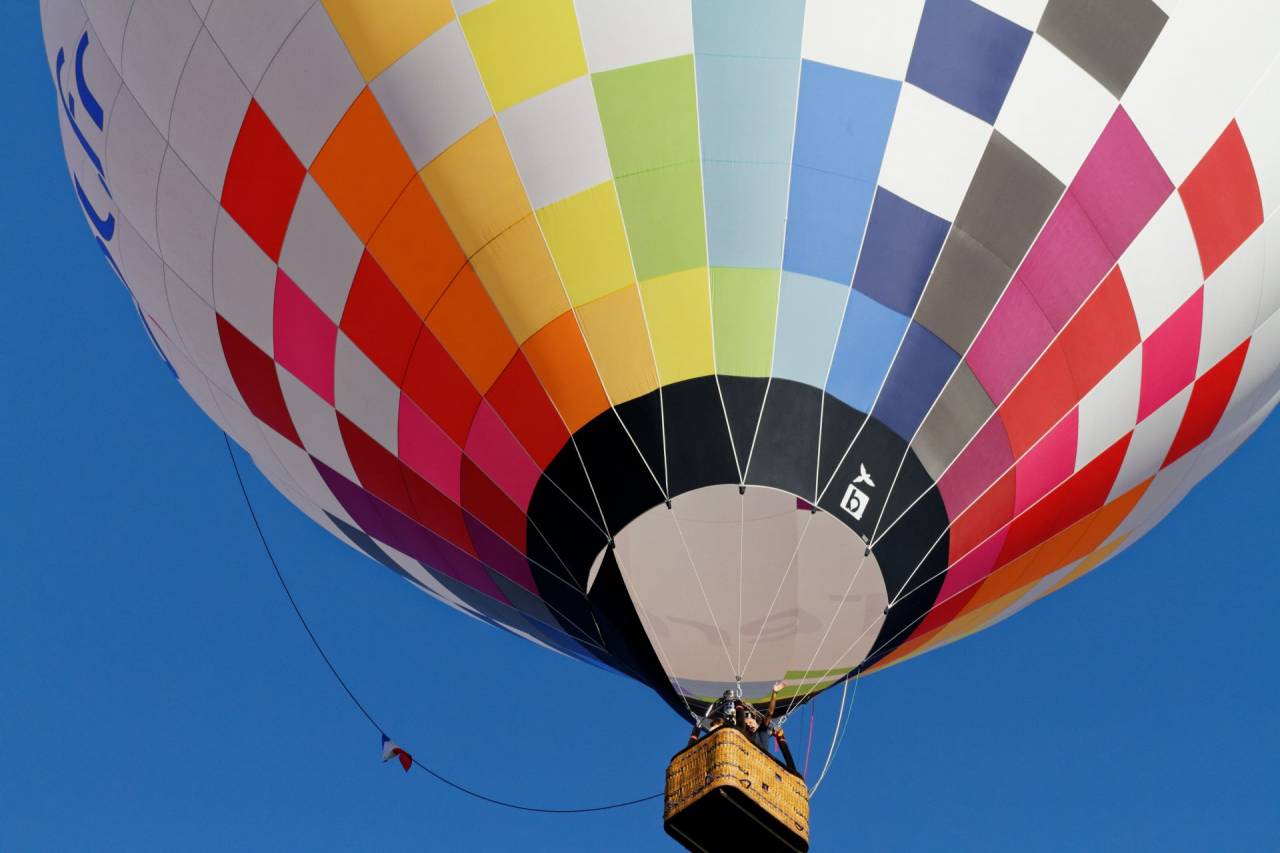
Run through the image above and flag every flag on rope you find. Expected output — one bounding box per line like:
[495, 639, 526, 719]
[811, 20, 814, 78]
[381, 734, 412, 772]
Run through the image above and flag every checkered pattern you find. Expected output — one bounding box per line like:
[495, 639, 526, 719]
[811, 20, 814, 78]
[42, 0, 1280, 686]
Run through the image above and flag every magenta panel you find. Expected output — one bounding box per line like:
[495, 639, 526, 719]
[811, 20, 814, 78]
[398, 394, 462, 502]
[1071, 108, 1173, 257]
[966, 277, 1056, 402]
[1013, 408, 1079, 514]
[1138, 287, 1204, 421]
[1018, 193, 1115, 330]
[937, 526, 1009, 608]
[464, 401, 541, 510]
[273, 270, 336, 404]
[938, 416, 1015, 517]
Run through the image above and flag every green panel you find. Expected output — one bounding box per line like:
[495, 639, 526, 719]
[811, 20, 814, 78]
[615, 163, 707, 281]
[711, 267, 779, 377]
[592, 55, 700, 175]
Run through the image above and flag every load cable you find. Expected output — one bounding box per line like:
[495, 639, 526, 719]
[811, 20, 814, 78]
[222, 434, 663, 814]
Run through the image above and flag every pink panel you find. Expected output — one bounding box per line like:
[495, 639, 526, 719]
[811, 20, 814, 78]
[465, 515, 538, 594]
[1013, 408, 1079, 514]
[464, 401, 541, 510]
[1071, 108, 1173, 257]
[1138, 288, 1203, 421]
[966, 278, 1056, 401]
[1019, 194, 1115, 330]
[398, 395, 462, 501]
[939, 526, 1009, 606]
[273, 270, 336, 404]
[938, 416, 1014, 516]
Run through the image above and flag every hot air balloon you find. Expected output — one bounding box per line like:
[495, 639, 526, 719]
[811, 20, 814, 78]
[40, 0, 1280, 846]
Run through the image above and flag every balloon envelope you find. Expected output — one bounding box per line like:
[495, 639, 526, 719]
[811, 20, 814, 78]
[41, 0, 1280, 716]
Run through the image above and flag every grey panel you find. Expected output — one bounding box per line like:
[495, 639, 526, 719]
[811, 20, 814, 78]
[953, 132, 1064, 270]
[1038, 0, 1168, 98]
[911, 362, 996, 482]
[914, 228, 1013, 353]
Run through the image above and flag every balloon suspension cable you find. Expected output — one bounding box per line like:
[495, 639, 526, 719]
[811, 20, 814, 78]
[810, 671, 861, 796]
[222, 434, 662, 815]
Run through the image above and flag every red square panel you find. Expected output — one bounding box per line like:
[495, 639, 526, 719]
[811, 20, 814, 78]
[1163, 339, 1250, 467]
[402, 330, 481, 446]
[217, 315, 300, 445]
[1058, 267, 1140, 396]
[221, 100, 306, 261]
[485, 352, 569, 468]
[340, 252, 424, 382]
[1179, 121, 1264, 278]
[337, 413, 414, 517]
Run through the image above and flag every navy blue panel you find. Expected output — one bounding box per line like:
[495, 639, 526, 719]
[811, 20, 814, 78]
[906, 0, 1032, 123]
[874, 322, 959, 440]
[851, 190, 950, 317]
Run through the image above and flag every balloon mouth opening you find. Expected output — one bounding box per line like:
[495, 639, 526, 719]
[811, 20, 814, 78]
[605, 483, 889, 708]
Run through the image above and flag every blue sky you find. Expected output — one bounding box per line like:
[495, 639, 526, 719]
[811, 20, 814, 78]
[4, 5, 1279, 851]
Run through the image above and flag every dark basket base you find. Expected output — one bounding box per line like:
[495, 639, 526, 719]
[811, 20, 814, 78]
[664, 784, 809, 853]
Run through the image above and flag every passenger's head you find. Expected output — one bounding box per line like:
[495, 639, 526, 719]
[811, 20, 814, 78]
[743, 715, 759, 733]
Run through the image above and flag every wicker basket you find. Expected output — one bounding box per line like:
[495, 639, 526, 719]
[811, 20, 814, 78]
[663, 726, 810, 852]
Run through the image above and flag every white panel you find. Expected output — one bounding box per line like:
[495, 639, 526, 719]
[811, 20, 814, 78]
[1236, 57, 1280, 213]
[211, 213, 276, 355]
[103, 87, 166, 253]
[1259, 213, 1280, 324]
[259, 417, 347, 519]
[334, 333, 401, 454]
[801, 0, 925, 80]
[120, 0, 201, 133]
[878, 83, 992, 221]
[371, 20, 491, 168]
[1119, 193, 1203, 337]
[255, 3, 364, 165]
[1123, 0, 1280, 184]
[278, 368, 359, 483]
[175, 357, 227, 429]
[156, 149, 218, 303]
[1109, 385, 1191, 499]
[1076, 347, 1141, 470]
[191, 0, 214, 18]
[204, 0, 313, 91]
[575, 0, 694, 72]
[116, 215, 174, 332]
[279, 176, 364, 324]
[82, 0, 132, 70]
[1199, 227, 1264, 374]
[453, 0, 495, 13]
[499, 77, 614, 209]
[975, 0, 1048, 30]
[994, 35, 1116, 185]
[165, 267, 239, 398]
[211, 384, 289, 475]
[170, 29, 251, 199]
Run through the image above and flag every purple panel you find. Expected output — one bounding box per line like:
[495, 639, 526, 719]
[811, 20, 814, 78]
[851, 189, 950, 317]
[315, 459, 508, 602]
[464, 514, 538, 594]
[937, 415, 1014, 515]
[1071, 108, 1173, 258]
[1018, 193, 1115, 330]
[965, 277, 1055, 402]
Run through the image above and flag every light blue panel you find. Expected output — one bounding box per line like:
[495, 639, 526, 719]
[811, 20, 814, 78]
[825, 290, 911, 412]
[692, 0, 805, 58]
[695, 54, 801, 162]
[784, 61, 901, 284]
[704, 161, 790, 268]
[772, 272, 848, 386]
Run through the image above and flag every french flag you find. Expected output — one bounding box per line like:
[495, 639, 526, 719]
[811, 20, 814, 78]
[381, 734, 412, 772]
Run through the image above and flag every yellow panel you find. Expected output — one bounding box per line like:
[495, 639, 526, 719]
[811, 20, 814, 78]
[575, 287, 658, 404]
[639, 268, 714, 385]
[537, 182, 634, 307]
[421, 118, 528, 255]
[470, 216, 568, 343]
[460, 0, 587, 111]
[322, 0, 454, 81]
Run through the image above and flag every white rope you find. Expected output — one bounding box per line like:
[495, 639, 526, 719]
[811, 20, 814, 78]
[810, 671, 860, 796]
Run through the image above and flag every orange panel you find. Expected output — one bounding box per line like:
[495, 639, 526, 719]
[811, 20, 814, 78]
[426, 265, 518, 394]
[311, 89, 417, 242]
[521, 312, 609, 433]
[367, 177, 465, 317]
